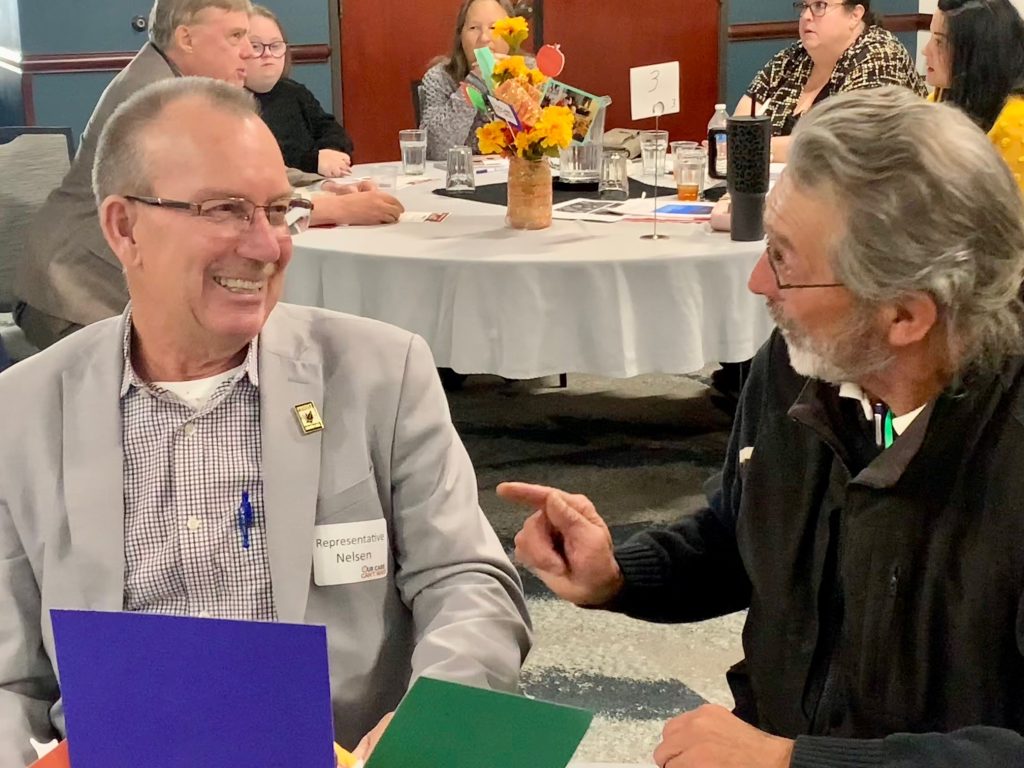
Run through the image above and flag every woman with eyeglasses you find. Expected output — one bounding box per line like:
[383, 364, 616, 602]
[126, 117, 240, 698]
[420, 0, 514, 161]
[736, 1, 925, 161]
[244, 5, 355, 177]
[924, 0, 1024, 190]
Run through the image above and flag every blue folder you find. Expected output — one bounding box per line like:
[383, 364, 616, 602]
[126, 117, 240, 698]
[50, 610, 335, 768]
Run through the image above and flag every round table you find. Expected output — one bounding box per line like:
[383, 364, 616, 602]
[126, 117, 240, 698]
[284, 162, 773, 379]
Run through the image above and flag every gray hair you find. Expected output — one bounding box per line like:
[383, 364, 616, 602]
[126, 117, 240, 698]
[148, 0, 253, 50]
[787, 85, 1024, 374]
[92, 76, 258, 206]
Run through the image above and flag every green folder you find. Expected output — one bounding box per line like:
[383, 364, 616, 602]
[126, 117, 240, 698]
[474, 46, 498, 91]
[364, 677, 594, 768]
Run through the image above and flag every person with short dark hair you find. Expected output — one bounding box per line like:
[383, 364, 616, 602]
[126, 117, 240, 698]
[924, 0, 1024, 190]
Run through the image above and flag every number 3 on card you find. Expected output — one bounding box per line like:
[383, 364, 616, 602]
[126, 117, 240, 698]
[629, 61, 680, 120]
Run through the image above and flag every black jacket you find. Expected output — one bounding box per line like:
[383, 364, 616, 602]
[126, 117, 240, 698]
[252, 77, 354, 174]
[613, 331, 1024, 767]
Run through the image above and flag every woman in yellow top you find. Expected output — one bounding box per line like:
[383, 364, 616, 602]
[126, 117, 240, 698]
[924, 0, 1024, 189]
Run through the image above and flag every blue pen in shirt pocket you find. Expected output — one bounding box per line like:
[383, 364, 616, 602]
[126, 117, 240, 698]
[238, 490, 254, 549]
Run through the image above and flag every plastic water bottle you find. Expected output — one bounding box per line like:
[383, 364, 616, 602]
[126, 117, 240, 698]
[708, 103, 728, 177]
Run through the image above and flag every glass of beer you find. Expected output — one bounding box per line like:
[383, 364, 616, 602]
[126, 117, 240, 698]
[674, 148, 706, 201]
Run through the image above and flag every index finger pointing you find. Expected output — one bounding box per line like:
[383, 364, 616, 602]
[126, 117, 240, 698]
[496, 481, 563, 507]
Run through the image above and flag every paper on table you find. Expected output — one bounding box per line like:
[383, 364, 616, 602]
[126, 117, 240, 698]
[364, 677, 593, 768]
[552, 198, 626, 221]
[398, 175, 437, 189]
[400, 211, 450, 223]
[431, 155, 508, 171]
[612, 196, 713, 216]
[50, 610, 336, 768]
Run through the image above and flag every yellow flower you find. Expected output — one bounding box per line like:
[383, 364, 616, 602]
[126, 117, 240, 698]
[492, 56, 529, 83]
[492, 16, 529, 53]
[526, 68, 548, 87]
[513, 128, 540, 157]
[533, 106, 574, 150]
[476, 120, 509, 156]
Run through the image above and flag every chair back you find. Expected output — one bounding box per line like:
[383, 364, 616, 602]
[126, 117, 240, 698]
[0, 126, 74, 313]
[412, 80, 424, 127]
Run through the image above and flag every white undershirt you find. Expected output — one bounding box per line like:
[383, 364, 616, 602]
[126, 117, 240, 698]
[838, 382, 926, 437]
[154, 364, 244, 411]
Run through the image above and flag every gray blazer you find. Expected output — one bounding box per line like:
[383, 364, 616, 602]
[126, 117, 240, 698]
[15, 43, 321, 328]
[0, 304, 531, 766]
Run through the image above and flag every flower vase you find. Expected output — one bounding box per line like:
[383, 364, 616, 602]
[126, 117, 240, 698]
[506, 156, 552, 230]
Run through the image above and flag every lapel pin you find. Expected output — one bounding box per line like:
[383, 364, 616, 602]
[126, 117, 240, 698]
[293, 401, 325, 435]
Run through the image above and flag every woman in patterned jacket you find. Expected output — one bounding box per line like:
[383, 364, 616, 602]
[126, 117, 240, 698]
[419, 0, 514, 161]
[736, 1, 926, 161]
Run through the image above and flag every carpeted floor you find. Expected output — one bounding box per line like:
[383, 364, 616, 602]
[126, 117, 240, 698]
[447, 372, 746, 763]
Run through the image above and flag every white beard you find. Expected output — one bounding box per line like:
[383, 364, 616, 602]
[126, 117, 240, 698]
[771, 302, 894, 385]
[785, 340, 855, 385]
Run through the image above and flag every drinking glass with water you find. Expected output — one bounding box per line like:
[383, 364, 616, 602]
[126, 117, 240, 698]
[399, 129, 427, 175]
[639, 130, 669, 178]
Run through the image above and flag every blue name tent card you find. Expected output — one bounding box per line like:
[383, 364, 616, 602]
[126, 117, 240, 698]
[50, 609, 336, 768]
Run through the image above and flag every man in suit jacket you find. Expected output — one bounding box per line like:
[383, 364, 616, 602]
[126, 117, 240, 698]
[14, 0, 404, 351]
[0, 76, 530, 767]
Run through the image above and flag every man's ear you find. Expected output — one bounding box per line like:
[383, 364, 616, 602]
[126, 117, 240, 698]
[173, 24, 193, 54]
[884, 292, 939, 349]
[99, 196, 142, 270]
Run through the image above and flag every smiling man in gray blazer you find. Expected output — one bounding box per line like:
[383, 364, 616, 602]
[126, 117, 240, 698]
[14, 0, 403, 351]
[0, 77, 530, 767]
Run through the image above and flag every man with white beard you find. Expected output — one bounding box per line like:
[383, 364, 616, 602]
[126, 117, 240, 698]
[501, 86, 1024, 768]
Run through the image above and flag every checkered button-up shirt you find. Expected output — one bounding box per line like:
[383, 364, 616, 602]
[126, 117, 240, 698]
[120, 313, 276, 621]
[746, 25, 927, 136]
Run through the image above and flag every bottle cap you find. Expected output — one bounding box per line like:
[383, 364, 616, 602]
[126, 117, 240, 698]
[715, 103, 726, 110]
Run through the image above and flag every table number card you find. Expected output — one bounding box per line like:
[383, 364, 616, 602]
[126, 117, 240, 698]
[630, 61, 680, 120]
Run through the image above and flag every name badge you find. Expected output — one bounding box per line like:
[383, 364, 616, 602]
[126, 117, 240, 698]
[312, 519, 389, 586]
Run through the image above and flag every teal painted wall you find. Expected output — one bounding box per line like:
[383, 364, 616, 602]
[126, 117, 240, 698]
[4, 0, 335, 137]
[0, 69, 24, 126]
[29, 62, 334, 141]
[18, 1, 151, 55]
[726, 0, 922, 106]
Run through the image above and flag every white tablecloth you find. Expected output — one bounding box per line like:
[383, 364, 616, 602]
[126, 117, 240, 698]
[285, 163, 773, 379]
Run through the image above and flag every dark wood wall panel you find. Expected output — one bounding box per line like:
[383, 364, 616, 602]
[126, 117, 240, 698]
[340, 0, 455, 162]
[340, 0, 720, 159]
[543, 0, 721, 142]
